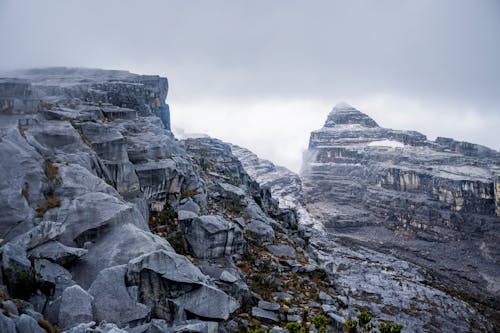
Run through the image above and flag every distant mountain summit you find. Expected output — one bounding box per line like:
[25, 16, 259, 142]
[324, 103, 379, 128]
[302, 103, 500, 322]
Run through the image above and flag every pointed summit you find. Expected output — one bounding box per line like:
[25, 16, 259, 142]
[324, 102, 379, 128]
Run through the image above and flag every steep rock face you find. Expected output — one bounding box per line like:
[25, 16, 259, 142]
[0, 68, 234, 332]
[0, 68, 353, 333]
[234, 141, 495, 332]
[302, 103, 500, 317]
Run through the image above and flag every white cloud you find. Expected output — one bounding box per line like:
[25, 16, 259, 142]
[170, 94, 500, 173]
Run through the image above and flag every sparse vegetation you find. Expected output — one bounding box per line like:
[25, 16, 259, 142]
[180, 189, 199, 199]
[379, 322, 403, 333]
[35, 196, 61, 218]
[357, 312, 373, 332]
[38, 319, 61, 333]
[344, 318, 358, 333]
[247, 328, 266, 333]
[313, 314, 328, 333]
[285, 322, 304, 333]
[21, 182, 29, 201]
[44, 160, 59, 181]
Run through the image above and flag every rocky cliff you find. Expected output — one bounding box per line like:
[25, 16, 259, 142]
[0, 68, 496, 333]
[302, 103, 500, 324]
[233, 141, 496, 332]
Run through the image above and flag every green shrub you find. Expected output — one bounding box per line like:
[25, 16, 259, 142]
[247, 328, 266, 333]
[344, 319, 358, 333]
[313, 314, 328, 333]
[285, 322, 304, 333]
[357, 312, 372, 327]
[379, 322, 403, 333]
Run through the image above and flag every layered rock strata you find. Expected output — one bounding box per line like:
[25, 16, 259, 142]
[302, 103, 500, 321]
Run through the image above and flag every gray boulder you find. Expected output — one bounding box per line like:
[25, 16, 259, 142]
[29, 241, 88, 265]
[88, 265, 150, 326]
[266, 244, 296, 259]
[34, 259, 75, 298]
[251, 307, 278, 323]
[257, 300, 280, 312]
[246, 219, 275, 242]
[126, 250, 237, 321]
[182, 215, 245, 258]
[0, 123, 44, 240]
[70, 223, 173, 288]
[0, 312, 16, 333]
[127, 250, 206, 286]
[174, 284, 239, 321]
[54, 192, 147, 247]
[58, 285, 94, 330]
[61, 322, 96, 333]
[2, 300, 18, 315]
[11, 221, 66, 250]
[170, 320, 219, 333]
[14, 314, 46, 333]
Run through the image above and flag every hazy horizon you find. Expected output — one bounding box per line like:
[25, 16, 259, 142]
[1, 0, 499, 172]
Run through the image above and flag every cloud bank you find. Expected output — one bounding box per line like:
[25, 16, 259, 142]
[1, 0, 498, 171]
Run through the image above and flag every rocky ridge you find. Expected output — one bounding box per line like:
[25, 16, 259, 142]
[232, 141, 496, 332]
[0, 68, 496, 333]
[301, 103, 500, 326]
[0, 68, 396, 333]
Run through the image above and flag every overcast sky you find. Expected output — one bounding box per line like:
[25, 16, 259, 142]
[1, 0, 499, 172]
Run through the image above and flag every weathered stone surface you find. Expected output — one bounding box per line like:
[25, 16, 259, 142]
[0, 311, 16, 333]
[174, 284, 239, 320]
[88, 265, 150, 326]
[127, 250, 206, 285]
[257, 300, 280, 312]
[14, 314, 46, 333]
[55, 192, 147, 247]
[235, 135, 496, 332]
[0, 119, 44, 240]
[219, 271, 238, 283]
[169, 320, 219, 333]
[127, 250, 237, 321]
[71, 223, 173, 288]
[2, 300, 19, 315]
[29, 241, 88, 265]
[251, 306, 278, 323]
[302, 103, 500, 314]
[34, 258, 75, 298]
[12, 221, 66, 250]
[246, 219, 275, 242]
[266, 244, 296, 259]
[59, 285, 94, 330]
[182, 215, 245, 258]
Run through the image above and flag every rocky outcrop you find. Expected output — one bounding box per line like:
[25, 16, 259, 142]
[0, 68, 496, 332]
[302, 103, 500, 322]
[235, 136, 496, 332]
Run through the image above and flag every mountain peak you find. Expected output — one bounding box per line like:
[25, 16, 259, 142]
[324, 103, 379, 128]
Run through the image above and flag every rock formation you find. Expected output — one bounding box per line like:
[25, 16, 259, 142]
[302, 103, 500, 324]
[0, 68, 497, 332]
